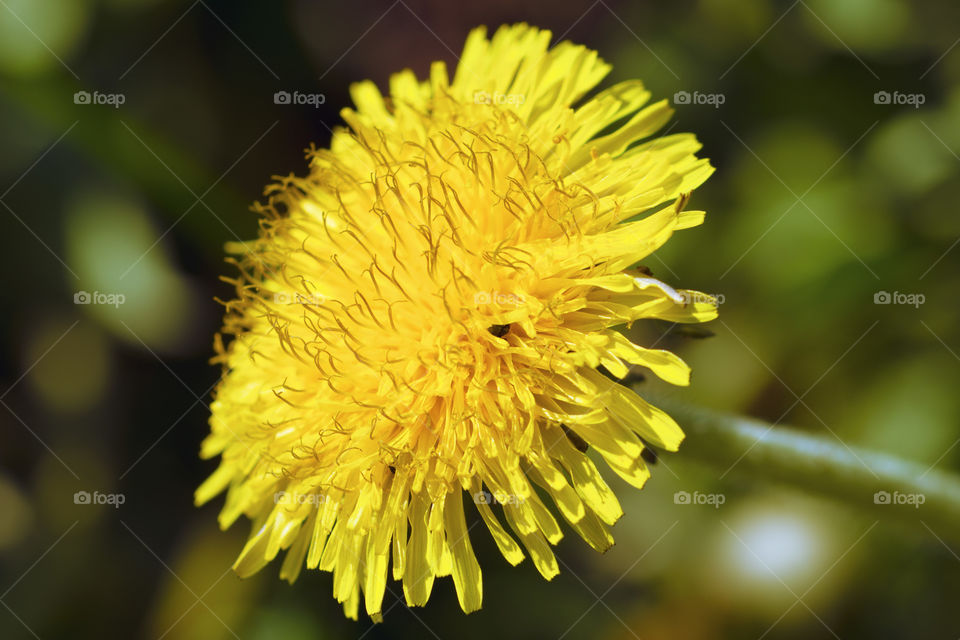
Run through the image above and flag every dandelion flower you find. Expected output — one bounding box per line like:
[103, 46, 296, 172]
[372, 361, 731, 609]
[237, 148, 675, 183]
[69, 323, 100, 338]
[196, 23, 717, 620]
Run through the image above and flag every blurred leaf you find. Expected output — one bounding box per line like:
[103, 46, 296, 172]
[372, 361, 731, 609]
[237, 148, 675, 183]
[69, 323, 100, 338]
[0, 0, 91, 76]
[145, 521, 261, 640]
[64, 190, 202, 353]
[25, 319, 111, 413]
[803, 0, 911, 53]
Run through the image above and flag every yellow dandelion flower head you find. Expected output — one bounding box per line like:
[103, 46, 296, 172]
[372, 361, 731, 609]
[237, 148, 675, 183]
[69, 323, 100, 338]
[196, 23, 717, 621]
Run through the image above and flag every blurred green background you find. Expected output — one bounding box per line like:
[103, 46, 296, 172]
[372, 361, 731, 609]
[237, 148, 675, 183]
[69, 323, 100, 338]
[1, 0, 958, 638]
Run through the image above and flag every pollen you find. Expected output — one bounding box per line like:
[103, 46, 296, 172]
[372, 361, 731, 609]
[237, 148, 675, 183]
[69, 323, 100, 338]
[196, 23, 717, 621]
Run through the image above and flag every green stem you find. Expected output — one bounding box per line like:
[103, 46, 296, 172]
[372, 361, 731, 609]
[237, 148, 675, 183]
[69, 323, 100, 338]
[654, 396, 960, 542]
